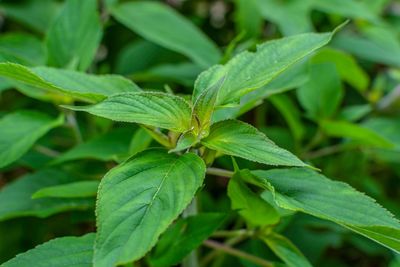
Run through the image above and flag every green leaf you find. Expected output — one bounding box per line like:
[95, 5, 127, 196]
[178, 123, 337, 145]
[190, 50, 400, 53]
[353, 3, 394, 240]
[247, 168, 400, 253]
[269, 94, 305, 142]
[128, 128, 153, 157]
[262, 233, 312, 267]
[133, 62, 201, 87]
[1, 234, 95, 267]
[320, 120, 394, 148]
[332, 26, 400, 67]
[192, 75, 225, 136]
[111, 1, 221, 68]
[0, 0, 60, 33]
[0, 110, 63, 168]
[94, 149, 206, 266]
[0, 169, 94, 221]
[297, 63, 343, 120]
[66, 92, 192, 132]
[149, 213, 226, 267]
[0, 62, 140, 103]
[46, 0, 102, 71]
[0, 33, 45, 66]
[255, 0, 313, 36]
[32, 181, 99, 199]
[311, 48, 369, 92]
[313, 0, 379, 23]
[193, 30, 335, 106]
[201, 120, 306, 167]
[234, 0, 263, 39]
[212, 61, 309, 122]
[228, 173, 280, 226]
[169, 132, 198, 153]
[51, 128, 135, 165]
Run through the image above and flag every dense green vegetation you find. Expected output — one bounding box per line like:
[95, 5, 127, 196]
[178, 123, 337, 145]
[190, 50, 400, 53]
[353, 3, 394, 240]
[0, 0, 400, 266]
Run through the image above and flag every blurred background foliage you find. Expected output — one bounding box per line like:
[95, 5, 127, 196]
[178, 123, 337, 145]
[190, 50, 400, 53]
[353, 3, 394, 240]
[0, 0, 399, 266]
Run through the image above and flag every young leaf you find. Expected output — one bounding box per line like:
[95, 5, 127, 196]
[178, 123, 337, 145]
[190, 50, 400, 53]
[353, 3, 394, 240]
[297, 63, 343, 120]
[149, 213, 226, 267]
[192, 75, 225, 136]
[169, 132, 198, 153]
[65, 92, 192, 132]
[193, 27, 337, 106]
[201, 120, 306, 167]
[46, 0, 102, 71]
[32, 181, 99, 199]
[0, 169, 94, 221]
[94, 149, 206, 267]
[0, 110, 63, 168]
[0, 62, 140, 103]
[262, 233, 312, 267]
[247, 168, 400, 253]
[1, 234, 95, 267]
[111, 1, 221, 68]
[228, 173, 280, 226]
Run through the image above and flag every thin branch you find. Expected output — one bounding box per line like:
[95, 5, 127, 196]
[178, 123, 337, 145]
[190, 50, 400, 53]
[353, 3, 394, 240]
[65, 110, 83, 143]
[34, 145, 60, 158]
[203, 240, 273, 267]
[303, 143, 353, 160]
[206, 167, 233, 178]
[211, 229, 251, 238]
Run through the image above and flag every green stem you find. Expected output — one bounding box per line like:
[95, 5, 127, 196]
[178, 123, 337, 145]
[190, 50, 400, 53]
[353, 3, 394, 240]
[211, 229, 251, 238]
[34, 145, 60, 158]
[206, 168, 233, 178]
[65, 110, 83, 143]
[303, 143, 352, 160]
[182, 198, 199, 267]
[203, 240, 273, 267]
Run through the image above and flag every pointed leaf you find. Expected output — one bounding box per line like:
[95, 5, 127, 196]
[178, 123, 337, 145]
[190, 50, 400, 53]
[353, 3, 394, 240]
[51, 128, 135, 165]
[0, 62, 140, 103]
[111, 1, 221, 68]
[1, 234, 95, 267]
[262, 233, 312, 267]
[66, 92, 192, 132]
[0, 33, 45, 66]
[46, 0, 102, 71]
[193, 30, 336, 106]
[320, 120, 394, 148]
[192, 74, 225, 136]
[0, 169, 94, 221]
[297, 63, 343, 120]
[247, 168, 400, 253]
[32, 181, 99, 199]
[0, 110, 63, 168]
[149, 213, 226, 267]
[94, 149, 206, 266]
[228, 173, 280, 226]
[201, 120, 306, 166]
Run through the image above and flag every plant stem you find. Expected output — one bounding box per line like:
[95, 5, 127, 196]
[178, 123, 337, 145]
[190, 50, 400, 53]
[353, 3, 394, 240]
[211, 229, 251, 238]
[203, 240, 273, 267]
[182, 198, 199, 267]
[206, 168, 233, 178]
[304, 143, 352, 159]
[34, 145, 60, 157]
[65, 110, 83, 143]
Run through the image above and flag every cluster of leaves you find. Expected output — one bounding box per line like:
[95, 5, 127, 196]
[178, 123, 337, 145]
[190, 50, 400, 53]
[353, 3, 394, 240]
[0, 0, 400, 267]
